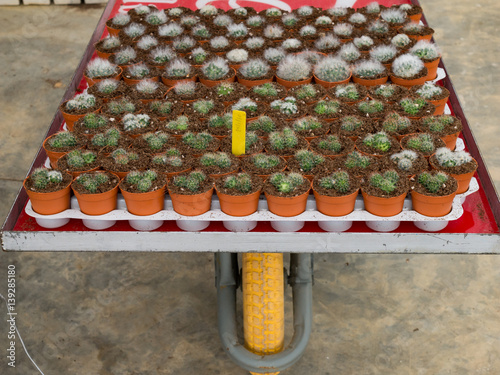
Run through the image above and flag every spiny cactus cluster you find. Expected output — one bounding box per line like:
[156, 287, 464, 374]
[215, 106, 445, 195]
[319, 171, 351, 193]
[192, 24, 211, 38]
[111, 13, 130, 26]
[294, 84, 317, 99]
[244, 37, 265, 49]
[335, 84, 360, 100]
[80, 113, 108, 129]
[390, 150, 418, 171]
[182, 132, 214, 150]
[152, 153, 184, 168]
[300, 25, 317, 37]
[200, 4, 218, 16]
[173, 36, 196, 51]
[263, 47, 286, 65]
[158, 23, 183, 37]
[142, 131, 170, 150]
[365, 2, 381, 14]
[421, 115, 455, 133]
[202, 57, 230, 80]
[405, 133, 435, 153]
[48, 132, 77, 148]
[199, 152, 233, 168]
[251, 153, 281, 169]
[234, 7, 247, 16]
[314, 56, 350, 82]
[247, 116, 277, 134]
[173, 81, 196, 96]
[145, 10, 168, 25]
[327, 6, 348, 17]
[180, 15, 200, 27]
[166, 58, 191, 78]
[369, 170, 400, 194]
[30, 168, 64, 190]
[297, 5, 314, 16]
[232, 97, 258, 112]
[349, 12, 367, 25]
[337, 43, 361, 63]
[293, 116, 322, 132]
[101, 36, 121, 50]
[173, 170, 208, 192]
[227, 48, 248, 63]
[418, 171, 449, 194]
[239, 59, 270, 79]
[434, 147, 473, 167]
[125, 170, 159, 192]
[244, 132, 259, 150]
[282, 38, 302, 50]
[340, 116, 363, 132]
[333, 23, 354, 38]
[253, 82, 278, 97]
[107, 98, 136, 116]
[367, 20, 389, 34]
[398, 97, 427, 115]
[276, 55, 312, 81]
[208, 113, 232, 129]
[76, 172, 110, 193]
[269, 172, 305, 194]
[114, 46, 137, 65]
[92, 128, 121, 147]
[271, 97, 298, 115]
[95, 79, 120, 94]
[370, 45, 397, 63]
[317, 135, 343, 153]
[314, 99, 341, 116]
[111, 148, 139, 165]
[192, 99, 215, 115]
[282, 13, 299, 26]
[148, 100, 173, 115]
[223, 173, 253, 193]
[269, 127, 298, 150]
[136, 80, 160, 95]
[415, 82, 443, 99]
[215, 82, 235, 97]
[345, 151, 371, 169]
[247, 15, 264, 27]
[402, 22, 424, 34]
[358, 99, 384, 114]
[167, 7, 183, 16]
[122, 113, 151, 131]
[353, 59, 386, 78]
[380, 8, 407, 24]
[227, 23, 248, 38]
[136, 35, 159, 51]
[382, 112, 411, 133]
[265, 8, 282, 17]
[66, 149, 97, 169]
[128, 63, 151, 78]
[65, 93, 97, 111]
[353, 35, 374, 49]
[214, 14, 233, 27]
[391, 34, 411, 48]
[392, 54, 425, 78]
[363, 131, 392, 152]
[123, 23, 146, 38]
[373, 84, 395, 98]
[410, 40, 441, 61]
[315, 34, 341, 51]
[294, 149, 325, 172]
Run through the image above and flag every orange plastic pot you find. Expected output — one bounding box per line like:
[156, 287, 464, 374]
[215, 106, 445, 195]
[352, 75, 388, 87]
[361, 189, 407, 217]
[408, 13, 422, 23]
[60, 106, 100, 131]
[106, 25, 121, 37]
[451, 169, 476, 194]
[424, 58, 441, 81]
[237, 76, 274, 89]
[411, 189, 457, 217]
[264, 186, 311, 217]
[429, 95, 449, 115]
[199, 70, 236, 88]
[120, 185, 166, 216]
[408, 33, 433, 42]
[124, 75, 159, 86]
[96, 50, 114, 59]
[42, 135, 74, 169]
[313, 74, 351, 89]
[164, 167, 192, 180]
[440, 131, 460, 150]
[216, 188, 262, 216]
[168, 187, 214, 216]
[23, 178, 72, 215]
[276, 76, 312, 89]
[389, 73, 427, 88]
[313, 188, 359, 216]
[84, 67, 122, 87]
[72, 183, 119, 216]
[161, 75, 196, 87]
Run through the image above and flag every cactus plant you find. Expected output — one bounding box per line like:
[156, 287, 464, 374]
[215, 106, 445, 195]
[391, 54, 425, 78]
[265, 8, 282, 17]
[173, 81, 197, 96]
[433, 147, 473, 167]
[296, 6, 314, 16]
[232, 98, 258, 113]
[65, 93, 97, 111]
[363, 131, 392, 152]
[315, 16, 333, 26]
[222, 173, 253, 194]
[127, 63, 152, 79]
[415, 82, 443, 99]
[167, 7, 184, 17]
[191, 99, 215, 115]
[214, 82, 236, 97]
[244, 37, 265, 50]
[78, 113, 108, 130]
[252, 82, 279, 97]
[268, 127, 298, 151]
[410, 40, 441, 61]
[281, 38, 302, 51]
[314, 34, 341, 51]
[48, 131, 78, 149]
[199, 152, 233, 169]
[365, 2, 381, 14]
[337, 43, 361, 63]
[75, 172, 110, 193]
[391, 34, 412, 48]
[390, 150, 419, 172]
[247, 116, 278, 135]
[397, 97, 428, 116]
[372, 84, 396, 99]
[149, 46, 176, 65]
[313, 99, 341, 116]
[189, 47, 209, 65]
[249, 153, 282, 169]
[282, 13, 299, 27]
[145, 10, 168, 25]
[270, 97, 298, 115]
[105, 98, 136, 116]
[201, 57, 231, 80]
[173, 170, 208, 192]
[263, 24, 284, 40]
[367, 20, 390, 35]
[276, 55, 311, 81]
[165, 115, 190, 132]
[404, 133, 436, 154]
[369, 170, 400, 194]
[125, 170, 160, 192]
[122, 113, 151, 132]
[135, 80, 161, 96]
[299, 25, 317, 37]
[268, 172, 305, 194]
[181, 132, 214, 150]
[65, 149, 97, 169]
[420, 115, 457, 133]
[263, 48, 287, 65]
[140, 131, 171, 151]
[113, 46, 137, 65]
[192, 24, 211, 39]
[136, 35, 159, 51]
[293, 149, 325, 172]
[110, 13, 130, 26]
[318, 171, 351, 194]
[91, 128, 121, 148]
[380, 8, 407, 25]
[199, 4, 218, 16]
[214, 14, 233, 27]
[180, 15, 200, 27]
[292, 116, 322, 133]
[227, 23, 248, 38]
[99, 36, 121, 50]
[382, 112, 412, 133]
[247, 15, 264, 28]
[333, 23, 354, 38]
[417, 171, 449, 194]
[348, 12, 367, 25]
[327, 7, 348, 17]
[226, 48, 249, 64]
[353, 35, 374, 49]
[334, 84, 361, 101]
[172, 36, 196, 52]
[123, 23, 146, 38]
[158, 23, 184, 38]
[352, 59, 386, 79]
[239, 59, 270, 79]
[28, 167, 66, 191]
[339, 116, 364, 132]
[85, 58, 118, 79]
[316, 135, 343, 153]
[344, 151, 372, 169]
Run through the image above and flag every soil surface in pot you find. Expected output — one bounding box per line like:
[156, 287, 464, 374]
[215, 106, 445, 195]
[410, 173, 458, 197]
[119, 171, 167, 193]
[263, 176, 311, 198]
[24, 172, 73, 193]
[429, 155, 478, 175]
[361, 171, 409, 198]
[215, 174, 263, 195]
[72, 171, 120, 194]
[312, 171, 361, 197]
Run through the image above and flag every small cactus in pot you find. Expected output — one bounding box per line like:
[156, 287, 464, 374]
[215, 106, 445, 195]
[276, 55, 312, 86]
[313, 56, 351, 87]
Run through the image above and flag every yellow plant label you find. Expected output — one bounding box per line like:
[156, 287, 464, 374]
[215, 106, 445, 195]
[232, 110, 246, 156]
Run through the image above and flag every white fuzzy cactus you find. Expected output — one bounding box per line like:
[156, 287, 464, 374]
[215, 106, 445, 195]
[391, 54, 425, 78]
[353, 35, 374, 48]
[380, 8, 407, 24]
[210, 36, 230, 49]
[166, 58, 191, 78]
[391, 34, 411, 48]
[214, 14, 233, 27]
[276, 55, 312, 81]
[297, 6, 314, 16]
[145, 10, 168, 25]
[327, 7, 348, 17]
[314, 34, 340, 50]
[101, 36, 121, 50]
[136, 80, 159, 94]
[227, 23, 248, 38]
[434, 148, 472, 167]
[247, 15, 264, 27]
[263, 24, 284, 39]
[123, 23, 146, 38]
[334, 23, 354, 37]
[86, 58, 117, 78]
[263, 48, 286, 65]
[111, 13, 130, 26]
[353, 59, 386, 78]
[136, 35, 159, 50]
[314, 56, 351, 82]
[226, 48, 249, 63]
[150, 46, 176, 65]
[370, 44, 398, 63]
[244, 37, 265, 49]
[158, 23, 183, 37]
[410, 40, 441, 60]
[199, 5, 218, 16]
[349, 13, 367, 24]
[337, 43, 361, 63]
[239, 59, 270, 79]
[282, 38, 302, 50]
[299, 25, 317, 37]
[366, 2, 381, 13]
[315, 16, 332, 25]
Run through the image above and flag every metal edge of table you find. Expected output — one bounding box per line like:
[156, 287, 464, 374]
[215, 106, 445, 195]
[2, 0, 500, 253]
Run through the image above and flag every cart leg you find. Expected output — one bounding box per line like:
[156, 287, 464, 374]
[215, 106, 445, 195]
[215, 253, 313, 374]
[242, 253, 285, 375]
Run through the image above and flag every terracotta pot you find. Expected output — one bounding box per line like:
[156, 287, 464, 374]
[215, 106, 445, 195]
[209, 168, 239, 180]
[424, 58, 441, 81]
[408, 13, 422, 23]
[216, 188, 262, 216]
[361, 189, 407, 217]
[352, 75, 388, 87]
[60, 107, 100, 132]
[408, 33, 433, 42]
[264, 186, 311, 217]
[96, 50, 114, 60]
[411, 189, 457, 217]
[23, 177, 72, 215]
[313, 74, 351, 89]
[168, 187, 214, 216]
[163, 167, 192, 180]
[161, 75, 196, 87]
[123, 75, 159, 86]
[440, 131, 460, 150]
[198, 69, 236, 88]
[84, 67, 123, 87]
[120, 185, 166, 216]
[313, 188, 359, 216]
[275, 76, 312, 89]
[429, 156, 477, 194]
[106, 25, 121, 37]
[429, 95, 449, 115]
[389, 73, 427, 88]
[42, 135, 76, 169]
[237, 76, 274, 89]
[72, 182, 119, 216]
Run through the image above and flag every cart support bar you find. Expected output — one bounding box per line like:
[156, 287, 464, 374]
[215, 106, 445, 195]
[215, 253, 313, 373]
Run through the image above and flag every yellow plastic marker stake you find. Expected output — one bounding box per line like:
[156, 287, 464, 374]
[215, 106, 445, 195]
[232, 110, 246, 156]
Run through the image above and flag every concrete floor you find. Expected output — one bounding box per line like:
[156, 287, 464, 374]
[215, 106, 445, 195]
[1, 2, 499, 374]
